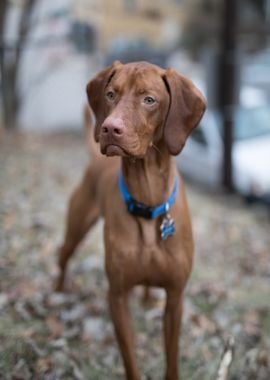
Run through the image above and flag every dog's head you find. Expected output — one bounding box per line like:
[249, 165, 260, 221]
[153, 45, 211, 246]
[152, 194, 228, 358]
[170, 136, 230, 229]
[86, 61, 206, 157]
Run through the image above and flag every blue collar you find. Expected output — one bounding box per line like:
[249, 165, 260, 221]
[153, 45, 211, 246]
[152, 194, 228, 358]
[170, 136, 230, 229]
[118, 171, 179, 220]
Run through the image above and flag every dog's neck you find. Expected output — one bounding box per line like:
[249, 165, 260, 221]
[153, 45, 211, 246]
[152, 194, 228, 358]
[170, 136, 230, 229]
[121, 142, 176, 207]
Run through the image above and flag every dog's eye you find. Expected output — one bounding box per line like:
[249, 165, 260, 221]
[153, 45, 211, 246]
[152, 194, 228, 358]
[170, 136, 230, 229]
[143, 96, 155, 105]
[106, 91, 115, 101]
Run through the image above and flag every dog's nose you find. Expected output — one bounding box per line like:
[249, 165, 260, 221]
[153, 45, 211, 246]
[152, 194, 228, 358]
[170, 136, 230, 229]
[101, 117, 125, 137]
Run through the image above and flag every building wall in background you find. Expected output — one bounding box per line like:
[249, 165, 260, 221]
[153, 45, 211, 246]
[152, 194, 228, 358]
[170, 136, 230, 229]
[74, 0, 184, 51]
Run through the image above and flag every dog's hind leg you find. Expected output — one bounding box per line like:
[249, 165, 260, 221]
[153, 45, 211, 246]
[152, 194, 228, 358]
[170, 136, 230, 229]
[54, 168, 100, 292]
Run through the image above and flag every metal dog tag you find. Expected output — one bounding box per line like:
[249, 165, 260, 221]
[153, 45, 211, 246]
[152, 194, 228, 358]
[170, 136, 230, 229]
[160, 213, 175, 240]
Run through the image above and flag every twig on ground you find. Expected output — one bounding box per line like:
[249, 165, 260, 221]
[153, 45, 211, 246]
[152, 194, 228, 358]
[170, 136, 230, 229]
[216, 336, 235, 380]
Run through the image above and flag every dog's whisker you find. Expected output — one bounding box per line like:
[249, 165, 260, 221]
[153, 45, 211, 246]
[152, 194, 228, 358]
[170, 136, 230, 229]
[152, 143, 162, 155]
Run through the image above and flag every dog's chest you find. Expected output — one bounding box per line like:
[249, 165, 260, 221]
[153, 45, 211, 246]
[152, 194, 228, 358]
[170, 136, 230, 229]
[138, 218, 157, 247]
[136, 219, 177, 281]
[104, 205, 185, 287]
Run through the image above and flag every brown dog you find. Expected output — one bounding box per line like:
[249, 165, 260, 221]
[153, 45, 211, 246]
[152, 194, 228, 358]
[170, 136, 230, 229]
[55, 61, 206, 380]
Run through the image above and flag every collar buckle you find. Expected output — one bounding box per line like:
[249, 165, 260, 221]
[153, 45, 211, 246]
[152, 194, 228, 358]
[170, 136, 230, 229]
[128, 202, 154, 219]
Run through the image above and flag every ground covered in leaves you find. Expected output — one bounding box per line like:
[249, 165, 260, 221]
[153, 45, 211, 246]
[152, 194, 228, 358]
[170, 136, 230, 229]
[0, 132, 269, 380]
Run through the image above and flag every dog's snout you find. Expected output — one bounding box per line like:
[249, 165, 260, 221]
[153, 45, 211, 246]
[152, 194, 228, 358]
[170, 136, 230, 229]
[102, 117, 125, 137]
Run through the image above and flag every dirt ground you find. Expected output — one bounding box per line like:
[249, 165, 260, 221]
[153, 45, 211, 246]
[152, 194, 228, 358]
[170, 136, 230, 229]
[0, 132, 269, 380]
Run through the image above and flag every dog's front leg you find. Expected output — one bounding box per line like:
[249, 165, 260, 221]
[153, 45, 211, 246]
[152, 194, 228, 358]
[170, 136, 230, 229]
[109, 290, 141, 380]
[163, 290, 183, 380]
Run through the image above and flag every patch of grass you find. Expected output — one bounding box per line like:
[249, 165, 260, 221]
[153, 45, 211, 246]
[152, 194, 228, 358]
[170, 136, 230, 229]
[262, 313, 270, 344]
[181, 355, 218, 380]
[191, 295, 217, 316]
[231, 287, 270, 309]
[82, 362, 124, 380]
[0, 338, 38, 373]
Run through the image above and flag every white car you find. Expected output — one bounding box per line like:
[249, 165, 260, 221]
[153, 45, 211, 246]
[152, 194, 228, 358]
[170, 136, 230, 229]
[177, 106, 270, 202]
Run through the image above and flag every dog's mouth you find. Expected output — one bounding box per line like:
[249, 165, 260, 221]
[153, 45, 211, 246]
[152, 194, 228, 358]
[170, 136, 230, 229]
[100, 138, 146, 159]
[102, 144, 129, 157]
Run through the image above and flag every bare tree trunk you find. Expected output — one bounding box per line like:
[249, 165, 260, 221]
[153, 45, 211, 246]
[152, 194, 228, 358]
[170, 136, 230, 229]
[0, 0, 8, 126]
[0, 0, 36, 129]
[219, 0, 238, 191]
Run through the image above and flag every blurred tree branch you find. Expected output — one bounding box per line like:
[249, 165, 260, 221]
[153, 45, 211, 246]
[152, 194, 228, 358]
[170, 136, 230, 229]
[181, 0, 223, 58]
[0, 0, 36, 129]
[181, 0, 270, 57]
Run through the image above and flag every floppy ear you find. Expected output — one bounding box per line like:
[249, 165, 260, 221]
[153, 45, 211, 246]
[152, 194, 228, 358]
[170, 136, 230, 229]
[163, 69, 206, 155]
[86, 61, 122, 142]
